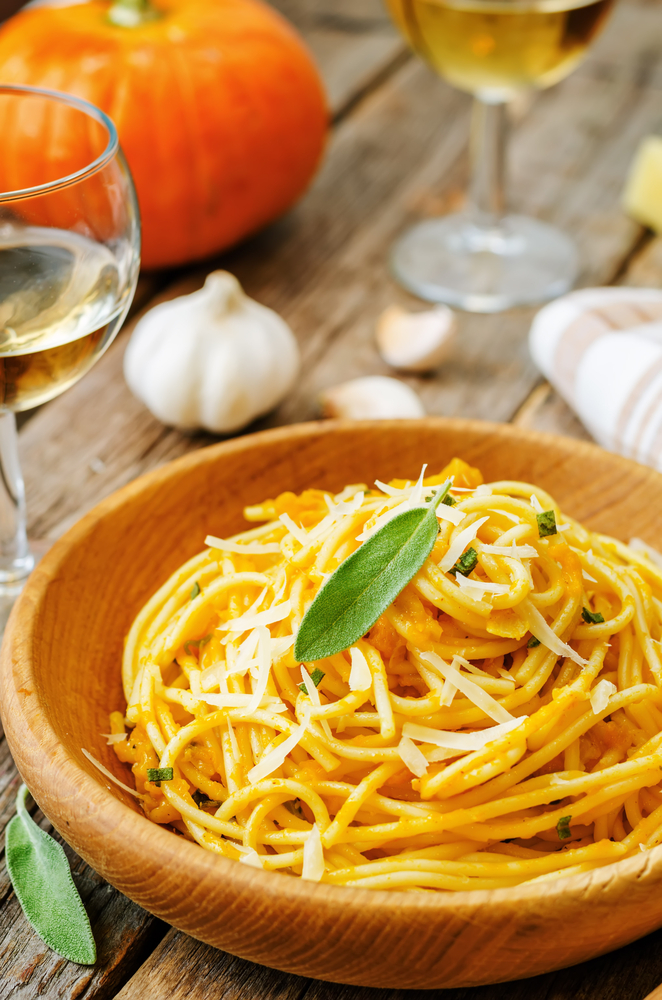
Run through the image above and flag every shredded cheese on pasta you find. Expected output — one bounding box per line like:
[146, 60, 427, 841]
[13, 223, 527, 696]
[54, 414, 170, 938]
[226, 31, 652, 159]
[109, 458, 662, 891]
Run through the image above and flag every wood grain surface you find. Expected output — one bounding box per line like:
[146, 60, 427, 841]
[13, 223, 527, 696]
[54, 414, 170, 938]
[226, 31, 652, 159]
[0, 0, 661, 996]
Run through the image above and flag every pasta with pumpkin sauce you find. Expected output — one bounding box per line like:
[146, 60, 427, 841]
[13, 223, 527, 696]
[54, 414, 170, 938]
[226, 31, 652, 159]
[108, 458, 662, 891]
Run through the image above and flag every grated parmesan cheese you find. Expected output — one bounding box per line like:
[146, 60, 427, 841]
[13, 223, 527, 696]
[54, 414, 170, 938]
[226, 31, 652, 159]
[590, 678, 617, 715]
[349, 647, 372, 691]
[480, 544, 538, 559]
[455, 575, 511, 596]
[402, 717, 524, 751]
[247, 712, 310, 784]
[205, 535, 281, 555]
[420, 652, 515, 724]
[398, 735, 428, 777]
[437, 504, 466, 527]
[517, 599, 588, 667]
[101, 733, 128, 745]
[279, 513, 309, 545]
[357, 467, 434, 542]
[237, 846, 266, 869]
[81, 748, 144, 799]
[530, 494, 544, 514]
[245, 626, 273, 714]
[440, 677, 456, 707]
[199, 693, 286, 712]
[301, 665, 333, 740]
[219, 600, 292, 633]
[439, 517, 490, 573]
[302, 823, 325, 882]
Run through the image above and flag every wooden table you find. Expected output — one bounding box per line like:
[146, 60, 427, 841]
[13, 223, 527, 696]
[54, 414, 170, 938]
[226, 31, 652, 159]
[2, 0, 662, 995]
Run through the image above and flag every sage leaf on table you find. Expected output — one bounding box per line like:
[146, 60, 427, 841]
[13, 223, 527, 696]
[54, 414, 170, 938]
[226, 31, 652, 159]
[294, 479, 451, 662]
[6, 784, 96, 965]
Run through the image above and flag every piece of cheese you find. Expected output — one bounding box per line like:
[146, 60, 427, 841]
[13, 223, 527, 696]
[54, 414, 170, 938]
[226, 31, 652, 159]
[623, 136, 662, 234]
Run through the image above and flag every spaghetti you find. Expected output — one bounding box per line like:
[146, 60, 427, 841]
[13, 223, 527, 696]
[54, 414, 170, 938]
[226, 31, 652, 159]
[110, 458, 662, 891]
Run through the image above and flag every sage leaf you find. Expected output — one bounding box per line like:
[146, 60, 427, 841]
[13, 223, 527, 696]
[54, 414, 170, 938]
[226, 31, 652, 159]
[6, 784, 96, 965]
[294, 480, 451, 662]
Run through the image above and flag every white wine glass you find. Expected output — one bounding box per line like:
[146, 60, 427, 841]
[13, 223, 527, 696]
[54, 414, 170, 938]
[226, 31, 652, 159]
[385, 0, 614, 311]
[0, 85, 140, 615]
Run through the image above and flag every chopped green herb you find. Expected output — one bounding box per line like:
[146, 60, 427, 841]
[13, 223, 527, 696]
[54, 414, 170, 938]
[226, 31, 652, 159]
[294, 480, 452, 662]
[192, 789, 219, 809]
[190, 581, 200, 600]
[450, 547, 478, 577]
[537, 510, 557, 537]
[147, 767, 174, 787]
[582, 607, 605, 624]
[557, 815, 572, 840]
[299, 667, 326, 695]
[183, 634, 212, 657]
[527, 636, 541, 648]
[442, 494, 457, 507]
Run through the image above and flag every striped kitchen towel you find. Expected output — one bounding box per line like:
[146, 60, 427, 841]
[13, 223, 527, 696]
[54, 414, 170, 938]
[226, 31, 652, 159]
[529, 287, 662, 471]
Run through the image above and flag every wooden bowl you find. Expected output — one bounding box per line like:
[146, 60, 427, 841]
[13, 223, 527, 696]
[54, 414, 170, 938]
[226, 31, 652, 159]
[4, 418, 662, 990]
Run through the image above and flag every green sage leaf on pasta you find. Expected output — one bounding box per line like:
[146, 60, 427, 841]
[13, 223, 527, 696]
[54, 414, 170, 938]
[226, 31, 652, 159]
[582, 607, 605, 624]
[294, 480, 451, 662]
[6, 784, 96, 965]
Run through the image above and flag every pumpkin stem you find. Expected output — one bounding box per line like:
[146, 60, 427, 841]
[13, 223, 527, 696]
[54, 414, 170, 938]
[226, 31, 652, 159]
[108, 0, 160, 28]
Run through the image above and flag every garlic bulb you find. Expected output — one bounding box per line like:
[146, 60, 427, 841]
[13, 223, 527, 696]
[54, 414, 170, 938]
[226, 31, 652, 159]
[375, 304, 456, 372]
[124, 271, 300, 434]
[320, 376, 425, 420]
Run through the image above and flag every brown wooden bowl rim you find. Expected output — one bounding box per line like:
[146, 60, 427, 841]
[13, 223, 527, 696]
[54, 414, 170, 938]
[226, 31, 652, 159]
[4, 416, 662, 924]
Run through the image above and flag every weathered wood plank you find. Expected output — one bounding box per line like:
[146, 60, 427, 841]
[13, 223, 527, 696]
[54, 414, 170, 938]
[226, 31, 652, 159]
[115, 921, 662, 1000]
[114, 930, 310, 1000]
[272, 0, 406, 119]
[0, 752, 165, 1000]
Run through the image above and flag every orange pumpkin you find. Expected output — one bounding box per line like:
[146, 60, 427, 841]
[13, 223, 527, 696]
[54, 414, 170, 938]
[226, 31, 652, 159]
[0, 0, 328, 269]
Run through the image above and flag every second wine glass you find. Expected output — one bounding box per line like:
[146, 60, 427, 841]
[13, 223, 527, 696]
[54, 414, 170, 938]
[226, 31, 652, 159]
[385, 0, 614, 312]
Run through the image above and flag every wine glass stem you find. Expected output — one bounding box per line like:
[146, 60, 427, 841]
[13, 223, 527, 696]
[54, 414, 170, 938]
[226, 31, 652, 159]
[0, 411, 33, 583]
[468, 96, 508, 227]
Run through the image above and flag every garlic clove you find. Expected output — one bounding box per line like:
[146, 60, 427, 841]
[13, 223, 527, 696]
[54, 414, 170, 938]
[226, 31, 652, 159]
[124, 269, 300, 435]
[320, 376, 425, 420]
[375, 304, 456, 373]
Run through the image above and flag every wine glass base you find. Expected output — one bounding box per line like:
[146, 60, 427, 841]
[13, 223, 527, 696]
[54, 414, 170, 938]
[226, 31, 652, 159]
[390, 214, 578, 313]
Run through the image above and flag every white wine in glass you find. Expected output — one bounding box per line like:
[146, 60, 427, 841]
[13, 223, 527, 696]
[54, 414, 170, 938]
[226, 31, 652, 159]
[0, 85, 139, 616]
[0, 226, 130, 410]
[385, 0, 614, 311]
